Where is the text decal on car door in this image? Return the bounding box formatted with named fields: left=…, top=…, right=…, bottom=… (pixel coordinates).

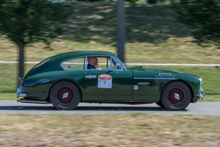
left=98, top=74, right=112, bottom=88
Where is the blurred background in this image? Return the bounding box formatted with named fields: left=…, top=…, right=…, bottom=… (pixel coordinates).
left=0, top=1, right=220, bottom=146
left=0, top=0, right=219, bottom=100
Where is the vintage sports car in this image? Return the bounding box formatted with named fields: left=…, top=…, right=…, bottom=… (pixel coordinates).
left=17, top=51, right=204, bottom=110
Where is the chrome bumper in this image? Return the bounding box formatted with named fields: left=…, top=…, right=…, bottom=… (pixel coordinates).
left=17, top=78, right=27, bottom=98
left=199, top=87, right=204, bottom=100
left=17, top=87, right=27, bottom=98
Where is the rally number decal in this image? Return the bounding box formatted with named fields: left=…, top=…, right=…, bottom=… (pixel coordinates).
left=98, top=74, right=112, bottom=88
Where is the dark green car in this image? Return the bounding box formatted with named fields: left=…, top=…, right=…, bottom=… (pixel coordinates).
left=17, top=51, right=204, bottom=110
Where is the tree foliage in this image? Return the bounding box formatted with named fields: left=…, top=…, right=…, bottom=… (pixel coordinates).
left=0, top=0, right=72, bottom=78
left=0, top=0, right=72, bottom=46
left=172, top=0, right=220, bottom=47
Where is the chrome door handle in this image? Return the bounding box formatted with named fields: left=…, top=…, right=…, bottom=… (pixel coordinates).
left=137, top=82, right=150, bottom=86
left=85, top=75, right=97, bottom=79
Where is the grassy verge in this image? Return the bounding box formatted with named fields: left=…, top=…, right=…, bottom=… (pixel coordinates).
left=0, top=3, right=220, bottom=63
left=0, top=114, right=219, bottom=146
left=0, top=63, right=35, bottom=93
left=0, top=92, right=219, bottom=101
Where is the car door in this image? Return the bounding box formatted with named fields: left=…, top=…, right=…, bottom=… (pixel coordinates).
left=84, top=56, right=133, bottom=102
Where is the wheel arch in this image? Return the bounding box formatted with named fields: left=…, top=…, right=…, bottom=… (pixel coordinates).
left=47, top=79, right=83, bottom=102
left=160, top=80, right=194, bottom=102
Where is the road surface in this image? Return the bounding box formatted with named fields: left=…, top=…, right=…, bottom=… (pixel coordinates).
left=0, top=100, right=219, bottom=115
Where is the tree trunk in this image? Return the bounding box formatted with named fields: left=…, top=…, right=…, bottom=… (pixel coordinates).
left=116, top=0, right=126, bottom=63
left=18, top=43, right=25, bottom=80
left=145, top=0, right=148, bottom=4
left=148, top=0, right=156, bottom=4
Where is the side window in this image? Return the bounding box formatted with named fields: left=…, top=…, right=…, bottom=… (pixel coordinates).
left=111, top=57, right=122, bottom=69
left=87, top=56, right=110, bottom=70
left=61, top=57, right=85, bottom=70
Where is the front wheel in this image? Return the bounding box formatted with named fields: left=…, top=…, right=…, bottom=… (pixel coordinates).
left=161, top=81, right=191, bottom=111
left=50, top=81, right=81, bottom=110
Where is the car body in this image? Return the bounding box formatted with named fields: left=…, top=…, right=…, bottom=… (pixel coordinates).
left=17, top=51, right=204, bottom=110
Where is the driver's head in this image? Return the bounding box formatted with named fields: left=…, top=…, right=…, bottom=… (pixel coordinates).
left=88, top=57, right=98, bottom=66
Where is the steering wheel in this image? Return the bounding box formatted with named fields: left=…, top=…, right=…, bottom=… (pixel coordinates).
left=114, top=63, right=120, bottom=69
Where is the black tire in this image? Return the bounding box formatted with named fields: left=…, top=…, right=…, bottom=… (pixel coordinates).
left=50, top=81, right=81, bottom=110
left=161, top=81, right=191, bottom=111
left=156, top=101, right=164, bottom=108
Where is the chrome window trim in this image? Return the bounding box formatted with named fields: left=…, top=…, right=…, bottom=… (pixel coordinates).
left=61, top=69, right=86, bottom=71
left=133, top=78, right=178, bottom=80
left=86, top=55, right=124, bottom=71
left=83, top=57, right=85, bottom=69
left=110, top=56, right=112, bottom=69
left=86, top=55, right=112, bottom=70
left=85, top=56, right=88, bottom=70
left=60, top=55, right=125, bottom=71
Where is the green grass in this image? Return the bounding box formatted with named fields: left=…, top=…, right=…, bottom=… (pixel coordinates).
left=0, top=93, right=16, bottom=100
left=0, top=3, right=220, bottom=63
left=0, top=63, right=35, bottom=93
left=0, top=114, right=219, bottom=146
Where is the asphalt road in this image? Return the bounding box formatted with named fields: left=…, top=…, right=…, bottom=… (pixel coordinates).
left=0, top=100, right=219, bottom=115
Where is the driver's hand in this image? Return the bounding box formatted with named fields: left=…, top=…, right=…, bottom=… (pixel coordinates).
left=95, top=65, right=101, bottom=70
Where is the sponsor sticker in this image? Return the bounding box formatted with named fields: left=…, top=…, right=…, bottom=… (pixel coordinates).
left=98, top=74, right=112, bottom=88
left=133, top=85, right=138, bottom=90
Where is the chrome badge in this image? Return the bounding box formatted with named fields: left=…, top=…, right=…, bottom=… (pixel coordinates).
left=133, top=85, right=138, bottom=90
left=63, top=92, right=69, bottom=99
left=174, top=93, right=180, bottom=100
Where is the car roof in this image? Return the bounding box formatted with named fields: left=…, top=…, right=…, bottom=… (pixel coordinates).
left=38, top=51, right=121, bottom=72
left=52, top=51, right=116, bottom=64
left=54, top=51, right=115, bottom=59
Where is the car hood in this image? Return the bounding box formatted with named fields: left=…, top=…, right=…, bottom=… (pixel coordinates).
left=130, top=66, right=182, bottom=74
left=129, top=66, right=200, bottom=79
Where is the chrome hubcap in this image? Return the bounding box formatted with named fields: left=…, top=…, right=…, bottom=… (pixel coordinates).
left=62, top=92, right=69, bottom=99
left=174, top=93, right=179, bottom=100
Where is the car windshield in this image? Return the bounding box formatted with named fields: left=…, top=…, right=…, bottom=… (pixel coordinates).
left=113, top=57, right=126, bottom=69
left=111, top=57, right=122, bottom=69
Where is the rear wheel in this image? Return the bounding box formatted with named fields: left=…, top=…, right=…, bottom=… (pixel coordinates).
left=50, top=81, right=81, bottom=110
left=161, top=81, right=191, bottom=111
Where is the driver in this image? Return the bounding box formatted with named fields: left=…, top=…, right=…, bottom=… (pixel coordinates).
left=87, top=57, right=100, bottom=69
